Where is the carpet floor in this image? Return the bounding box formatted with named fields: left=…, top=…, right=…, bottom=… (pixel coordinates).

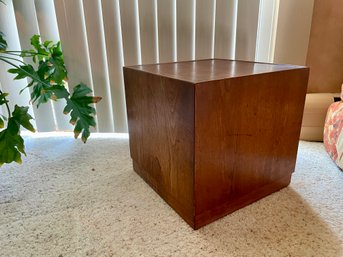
left=0, top=133, right=342, bottom=257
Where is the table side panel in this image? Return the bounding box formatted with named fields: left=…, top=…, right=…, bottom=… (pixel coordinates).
left=194, top=69, right=309, bottom=220
left=124, top=68, right=196, bottom=224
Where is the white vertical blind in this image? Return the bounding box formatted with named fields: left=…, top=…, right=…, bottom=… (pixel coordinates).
left=0, top=0, right=36, bottom=127
left=195, top=0, right=216, bottom=59
left=176, top=0, right=195, bottom=61
left=119, top=0, right=141, bottom=66
left=1, top=0, right=285, bottom=134
left=138, top=0, right=159, bottom=64
left=12, top=0, right=56, bottom=132
left=34, top=0, right=72, bottom=131
left=273, top=0, right=314, bottom=65
left=54, top=0, right=98, bottom=132
left=54, top=0, right=93, bottom=90
left=255, top=0, right=280, bottom=63
left=236, top=0, right=261, bottom=61
left=101, top=0, right=127, bottom=132
left=34, top=0, right=59, bottom=42
left=214, top=0, right=237, bottom=59
left=83, top=0, right=114, bottom=132
left=157, top=0, right=177, bottom=63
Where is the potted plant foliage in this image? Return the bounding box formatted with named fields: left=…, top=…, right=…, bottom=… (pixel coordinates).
left=0, top=24, right=101, bottom=167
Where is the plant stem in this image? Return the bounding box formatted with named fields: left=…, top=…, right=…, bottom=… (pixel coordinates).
left=2, top=50, right=48, bottom=60
left=1, top=50, right=26, bottom=53
left=0, top=89, right=11, bottom=118
left=0, top=56, right=51, bottom=88
left=0, top=55, right=27, bottom=65
left=1, top=51, right=37, bottom=58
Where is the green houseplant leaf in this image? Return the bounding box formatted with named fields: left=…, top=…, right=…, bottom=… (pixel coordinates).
left=0, top=32, right=102, bottom=167
left=30, top=34, right=49, bottom=60
left=0, top=117, right=4, bottom=129
left=0, top=32, right=7, bottom=52
left=11, top=105, right=36, bottom=132
left=49, top=56, right=67, bottom=84
left=63, top=83, right=101, bottom=143
left=8, top=64, right=39, bottom=81
left=0, top=92, right=9, bottom=129
left=0, top=127, right=25, bottom=166
left=0, top=92, right=9, bottom=105
left=0, top=104, right=35, bottom=166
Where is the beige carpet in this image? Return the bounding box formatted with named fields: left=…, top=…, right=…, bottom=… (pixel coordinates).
left=0, top=133, right=342, bottom=257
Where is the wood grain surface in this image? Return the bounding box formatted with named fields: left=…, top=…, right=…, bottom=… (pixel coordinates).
left=124, top=59, right=309, bottom=229
left=128, top=59, right=305, bottom=84
left=124, top=68, right=195, bottom=225
left=194, top=69, right=309, bottom=228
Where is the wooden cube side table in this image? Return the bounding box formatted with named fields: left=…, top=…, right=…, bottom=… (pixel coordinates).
left=123, top=59, right=309, bottom=229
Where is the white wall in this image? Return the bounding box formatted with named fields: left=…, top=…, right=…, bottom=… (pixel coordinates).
left=273, top=0, right=314, bottom=65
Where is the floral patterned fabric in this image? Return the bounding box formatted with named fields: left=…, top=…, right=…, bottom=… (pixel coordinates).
left=324, top=85, right=343, bottom=169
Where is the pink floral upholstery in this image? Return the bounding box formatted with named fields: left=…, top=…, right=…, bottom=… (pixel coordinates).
left=324, top=84, right=343, bottom=169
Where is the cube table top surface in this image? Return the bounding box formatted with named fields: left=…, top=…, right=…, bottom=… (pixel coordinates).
left=125, top=59, right=307, bottom=84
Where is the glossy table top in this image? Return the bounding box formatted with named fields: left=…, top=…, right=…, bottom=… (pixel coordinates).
left=126, top=59, right=307, bottom=84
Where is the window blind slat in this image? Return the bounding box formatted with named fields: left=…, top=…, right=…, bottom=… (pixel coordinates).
left=34, top=0, right=59, bottom=42
left=235, top=0, right=261, bottom=61
left=138, top=0, right=158, bottom=64
left=1, top=0, right=283, bottom=135
left=214, top=0, right=236, bottom=59
left=12, top=0, right=56, bottom=132
left=102, top=0, right=128, bottom=132
left=54, top=0, right=99, bottom=132
left=255, top=0, right=279, bottom=62
left=273, top=0, right=314, bottom=65
left=0, top=0, right=36, bottom=127
left=83, top=0, right=114, bottom=132
left=119, top=0, right=141, bottom=66
left=176, top=0, right=195, bottom=61
left=54, top=0, right=93, bottom=89
left=157, top=0, right=177, bottom=63
left=195, top=0, right=216, bottom=60
left=34, top=0, right=72, bottom=131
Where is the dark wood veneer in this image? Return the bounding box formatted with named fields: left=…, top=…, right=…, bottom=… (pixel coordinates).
left=124, top=59, right=309, bottom=229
